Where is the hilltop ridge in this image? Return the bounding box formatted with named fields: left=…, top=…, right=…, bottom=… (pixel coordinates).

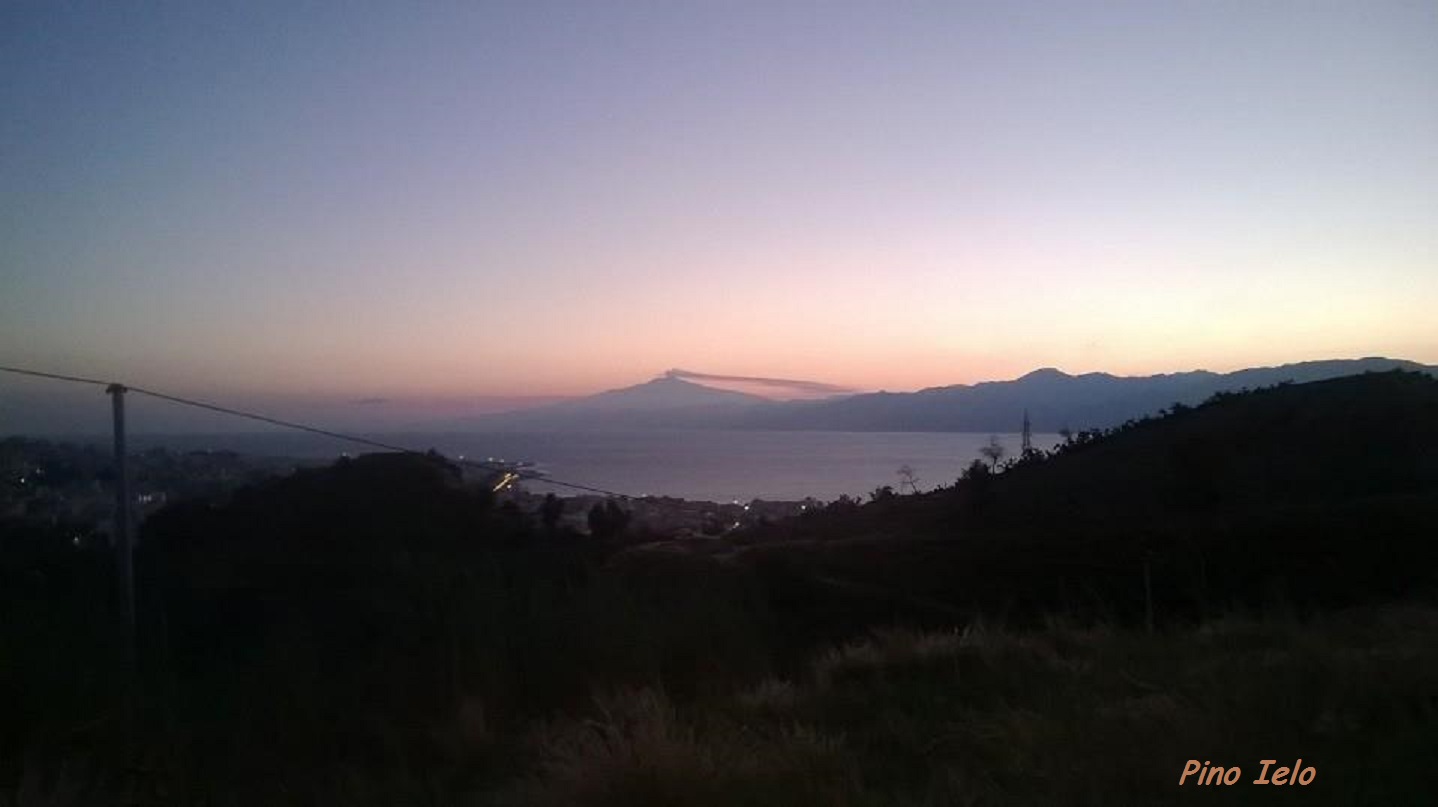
left=740, top=369, right=1438, bottom=625
left=735, top=356, right=1434, bottom=432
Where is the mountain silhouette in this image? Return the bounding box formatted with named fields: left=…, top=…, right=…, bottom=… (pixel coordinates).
left=727, top=357, right=1437, bottom=432
left=462, top=357, right=1435, bottom=433
left=469, top=374, right=769, bottom=430
left=554, top=375, right=768, bottom=411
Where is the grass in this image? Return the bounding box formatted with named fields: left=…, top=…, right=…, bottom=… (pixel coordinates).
left=494, top=689, right=857, bottom=807
left=8, top=602, right=1435, bottom=806
left=10, top=374, right=1438, bottom=805
left=486, top=604, right=1438, bottom=806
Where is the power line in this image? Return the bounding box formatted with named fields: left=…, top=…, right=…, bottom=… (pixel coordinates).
left=2, top=364, right=635, bottom=499
left=0, top=365, right=114, bottom=387
left=129, top=387, right=633, bottom=498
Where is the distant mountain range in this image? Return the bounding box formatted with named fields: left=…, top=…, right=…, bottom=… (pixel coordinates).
left=466, top=358, right=1436, bottom=433
left=464, top=375, right=768, bottom=430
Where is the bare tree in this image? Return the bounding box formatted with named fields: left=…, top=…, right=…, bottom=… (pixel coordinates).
left=979, top=436, right=1006, bottom=470
left=896, top=464, right=921, bottom=495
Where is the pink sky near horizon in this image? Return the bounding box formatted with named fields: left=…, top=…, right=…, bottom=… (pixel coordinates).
left=2, top=3, right=1435, bottom=416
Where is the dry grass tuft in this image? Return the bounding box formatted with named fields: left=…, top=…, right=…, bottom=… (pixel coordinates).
left=499, top=689, right=857, bottom=807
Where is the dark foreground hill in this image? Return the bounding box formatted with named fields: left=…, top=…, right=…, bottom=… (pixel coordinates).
left=4, top=371, right=1436, bottom=803
left=740, top=369, right=1438, bottom=631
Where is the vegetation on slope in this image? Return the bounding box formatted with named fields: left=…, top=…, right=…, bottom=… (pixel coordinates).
left=739, top=370, right=1438, bottom=629
left=3, top=371, right=1435, bottom=804
left=503, top=605, right=1438, bottom=807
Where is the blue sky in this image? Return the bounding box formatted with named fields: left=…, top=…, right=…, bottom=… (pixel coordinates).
left=2, top=1, right=1435, bottom=430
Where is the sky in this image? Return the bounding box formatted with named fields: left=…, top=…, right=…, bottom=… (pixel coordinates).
left=2, top=1, right=1435, bottom=430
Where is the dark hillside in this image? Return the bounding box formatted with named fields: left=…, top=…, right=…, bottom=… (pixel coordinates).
left=740, top=370, right=1438, bottom=628
left=133, top=453, right=608, bottom=795
left=990, top=369, right=1436, bottom=521
left=6, top=373, right=1437, bottom=802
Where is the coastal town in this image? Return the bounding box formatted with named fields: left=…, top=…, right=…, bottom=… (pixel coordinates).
left=1, top=438, right=310, bottom=541
left=1, top=437, right=818, bottom=544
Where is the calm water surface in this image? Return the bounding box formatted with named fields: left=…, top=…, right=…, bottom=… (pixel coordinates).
left=128, top=430, right=1061, bottom=502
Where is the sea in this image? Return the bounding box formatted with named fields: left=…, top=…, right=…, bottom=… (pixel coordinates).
left=123, top=430, right=1062, bottom=503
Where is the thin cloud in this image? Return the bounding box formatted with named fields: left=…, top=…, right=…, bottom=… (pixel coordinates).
left=666, top=369, right=858, bottom=395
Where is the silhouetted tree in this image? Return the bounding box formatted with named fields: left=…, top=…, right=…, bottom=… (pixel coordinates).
left=540, top=493, right=564, bottom=533
left=980, top=436, right=1006, bottom=470
left=896, top=465, right=920, bottom=495
left=956, top=459, right=993, bottom=514
left=587, top=499, right=631, bottom=539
